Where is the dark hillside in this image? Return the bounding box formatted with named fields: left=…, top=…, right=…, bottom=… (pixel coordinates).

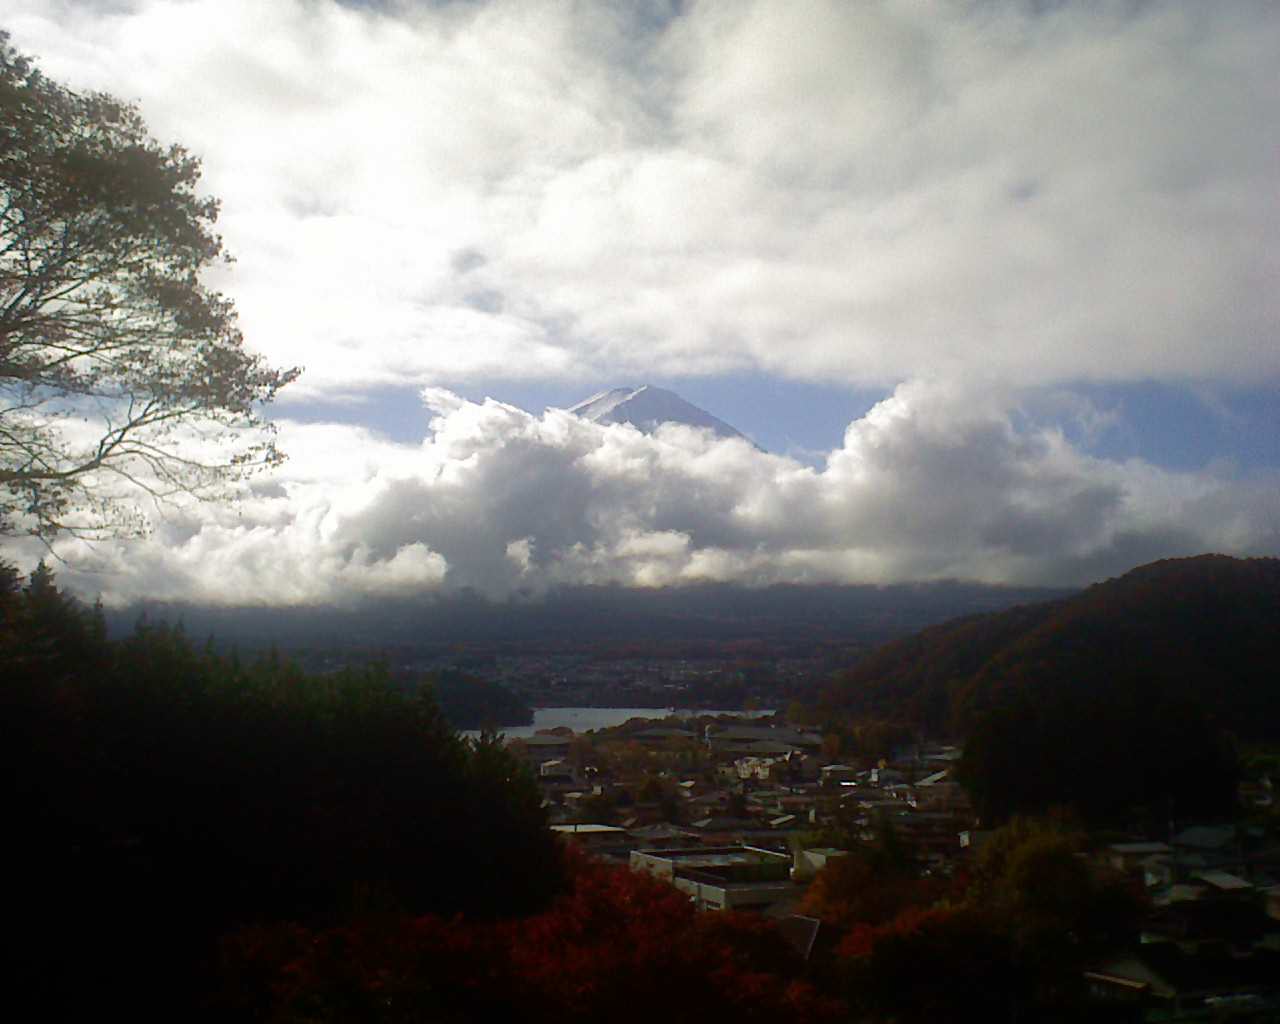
left=2, top=563, right=564, bottom=1018
left=822, top=600, right=1063, bottom=731
left=954, top=555, right=1280, bottom=738
left=103, top=579, right=1067, bottom=655
left=824, top=554, right=1280, bottom=741
left=823, top=556, right=1277, bottom=823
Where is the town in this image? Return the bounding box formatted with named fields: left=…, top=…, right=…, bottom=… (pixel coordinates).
left=517, top=712, right=1280, bottom=1020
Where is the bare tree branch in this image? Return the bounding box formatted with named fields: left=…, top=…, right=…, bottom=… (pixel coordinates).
left=0, top=32, right=300, bottom=538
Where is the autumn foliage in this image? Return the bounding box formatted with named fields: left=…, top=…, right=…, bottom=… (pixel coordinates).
left=217, top=845, right=844, bottom=1023
left=837, top=905, right=1020, bottom=1021
left=798, top=852, right=951, bottom=929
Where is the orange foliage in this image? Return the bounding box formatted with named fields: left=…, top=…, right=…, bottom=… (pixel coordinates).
left=798, top=855, right=948, bottom=929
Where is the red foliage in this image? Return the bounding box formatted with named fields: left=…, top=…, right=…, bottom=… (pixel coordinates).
left=799, top=855, right=948, bottom=930
left=834, top=903, right=1019, bottom=1022
left=836, top=903, right=953, bottom=958
left=217, top=844, right=846, bottom=1023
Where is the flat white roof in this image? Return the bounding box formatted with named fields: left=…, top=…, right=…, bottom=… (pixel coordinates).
left=1195, top=870, right=1252, bottom=891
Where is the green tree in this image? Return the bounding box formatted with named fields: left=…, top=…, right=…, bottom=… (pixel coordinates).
left=840, top=906, right=1018, bottom=1023
left=5, top=557, right=107, bottom=678
left=0, top=33, right=298, bottom=537
left=958, top=685, right=1238, bottom=825
left=967, top=817, right=1147, bottom=1008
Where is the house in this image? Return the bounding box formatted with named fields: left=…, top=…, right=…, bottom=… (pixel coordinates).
left=550, top=823, right=631, bottom=852
left=630, top=845, right=799, bottom=912
left=513, top=733, right=573, bottom=765
left=791, top=847, right=847, bottom=882
left=1264, top=885, right=1280, bottom=923
left=773, top=914, right=822, bottom=961
left=1142, top=899, right=1279, bottom=952
left=1237, top=774, right=1273, bottom=812
left=1194, top=870, right=1255, bottom=899
left=960, top=829, right=995, bottom=853
left=1140, top=854, right=1175, bottom=890
left=820, top=764, right=858, bottom=786
left=630, top=727, right=699, bottom=748
left=1086, top=944, right=1280, bottom=1019
left=1174, top=825, right=1236, bottom=854
left=627, top=822, right=701, bottom=849
left=735, top=755, right=783, bottom=781
left=705, top=725, right=822, bottom=758
left=1109, top=841, right=1173, bottom=875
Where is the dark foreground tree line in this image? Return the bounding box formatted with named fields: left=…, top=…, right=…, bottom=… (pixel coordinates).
left=217, top=843, right=843, bottom=1024
left=4, top=561, right=562, bottom=1017
left=217, top=816, right=1150, bottom=1023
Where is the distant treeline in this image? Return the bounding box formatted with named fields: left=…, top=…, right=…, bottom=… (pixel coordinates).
left=102, top=579, right=1069, bottom=653
left=424, top=668, right=534, bottom=729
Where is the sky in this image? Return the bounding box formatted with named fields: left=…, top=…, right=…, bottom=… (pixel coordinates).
left=2, top=0, right=1279, bottom=605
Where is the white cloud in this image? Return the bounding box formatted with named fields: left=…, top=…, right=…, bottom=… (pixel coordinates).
left=4, top=2, right=1278, bottom=601
left=3, top=0, right=1276, bottom=393
left=34, top=385, right=1278, bottom=605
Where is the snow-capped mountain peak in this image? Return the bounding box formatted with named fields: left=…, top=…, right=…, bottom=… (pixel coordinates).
left=565, top=385, right=755, bottom=445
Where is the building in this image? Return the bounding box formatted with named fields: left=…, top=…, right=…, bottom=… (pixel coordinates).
left=630, top=845, right=798, bottom=912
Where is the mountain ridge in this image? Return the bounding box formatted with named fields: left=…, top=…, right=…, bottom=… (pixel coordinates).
left=823, top=553, right=1280, bottom=739
left=102, top=579, right=1067, bottom=654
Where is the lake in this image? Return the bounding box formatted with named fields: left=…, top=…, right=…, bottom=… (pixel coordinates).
left=461, top=706, right=775, bottom=741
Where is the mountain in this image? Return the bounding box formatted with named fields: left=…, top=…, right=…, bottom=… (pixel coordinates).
left=105, top=580, right=1066, bottom=655
left=823, top=554, right=1280, bottom=740
left=566, top=385, right=757, bottom=446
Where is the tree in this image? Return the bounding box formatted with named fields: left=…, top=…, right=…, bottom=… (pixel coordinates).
left=838, top=906, right=1018, bottom=1023
left=798, top=853, right=945, bottom=930
left=12, top=618, right=569, bottom=1017
left=217, top=848, right=844, bottom=1023
left=958, top=684, right=1238, bottom=825
left=964, top=817, right=1147, bottom=1008
left=0, top=33, right=298, bottom=537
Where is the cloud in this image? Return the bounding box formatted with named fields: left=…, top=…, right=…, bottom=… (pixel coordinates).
left=36, top=384, right=1278, bottom=605
left=5, top=3, right=1278, bottom=602
left=4, top=0, right=1277, bottom=394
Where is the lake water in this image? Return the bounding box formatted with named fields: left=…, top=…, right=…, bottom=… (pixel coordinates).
left=461, top=706, right=775, bottom=741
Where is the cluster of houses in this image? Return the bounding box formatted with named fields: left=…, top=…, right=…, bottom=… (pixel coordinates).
left=517, top=722, right=976, bottom=913
left=410, top=651, right=829, bottom=709
left=512, top=720, right=1280, bottom=1021
left=1087, top=824, right=1280, bottom=1019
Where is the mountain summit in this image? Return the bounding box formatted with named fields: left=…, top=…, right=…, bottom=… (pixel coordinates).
left=566, top=385, right=755, bottom=446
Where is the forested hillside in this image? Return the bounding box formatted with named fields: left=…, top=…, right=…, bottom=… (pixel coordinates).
left=824, top=555, right=1278, bottom=823
left=825, top=554, right=1280, bottom=738
left=3, top=561, right=562, bottom=1017
left=428, top=668, right=535, bottom=728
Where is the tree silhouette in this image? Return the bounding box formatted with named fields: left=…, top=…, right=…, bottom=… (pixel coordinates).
left=0, top=32, right=298, bottom=537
